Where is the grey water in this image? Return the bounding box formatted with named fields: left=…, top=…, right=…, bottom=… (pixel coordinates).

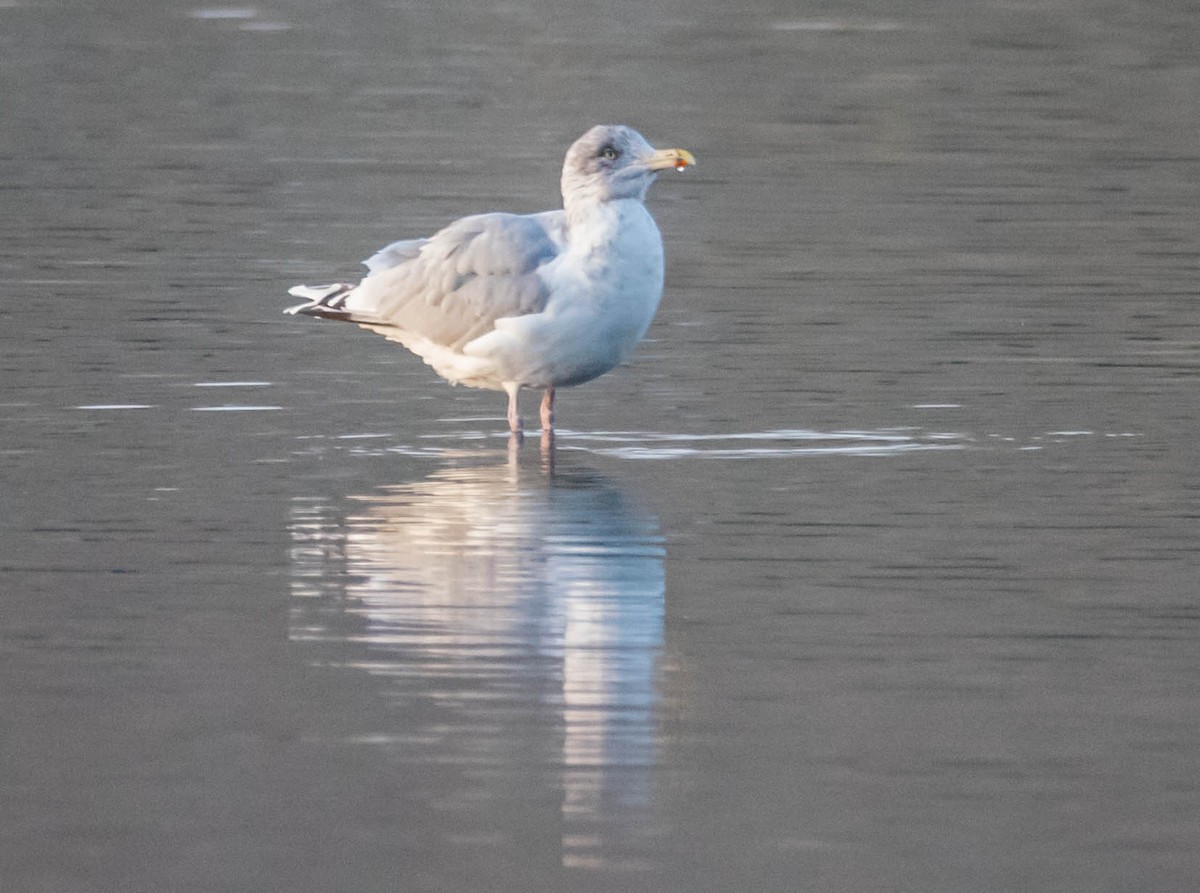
left=3, top=1, right=1199, bottom=891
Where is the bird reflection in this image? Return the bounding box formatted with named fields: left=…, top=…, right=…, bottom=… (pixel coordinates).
left=288, top=457, right=665, bottom=870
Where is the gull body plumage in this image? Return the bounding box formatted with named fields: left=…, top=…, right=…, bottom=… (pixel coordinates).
left=285, top=125, right=694, bottom=433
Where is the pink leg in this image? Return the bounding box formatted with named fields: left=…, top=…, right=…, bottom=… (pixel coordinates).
left=539, top=387, right=555, bottom=431
left=504, top=383, right=523, bottom=433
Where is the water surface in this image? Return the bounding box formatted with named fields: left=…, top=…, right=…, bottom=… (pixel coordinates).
left=2, top=1, right=1198, bottom=890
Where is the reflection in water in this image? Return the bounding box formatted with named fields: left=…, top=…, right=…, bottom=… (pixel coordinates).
left=288, top=460, right=665, bottom=870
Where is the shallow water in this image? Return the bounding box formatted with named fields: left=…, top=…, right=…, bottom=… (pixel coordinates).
left=3, top=1, right=1199, bottom=890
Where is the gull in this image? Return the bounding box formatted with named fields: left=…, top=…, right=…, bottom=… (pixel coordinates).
left=285, top=125, right=694, bottom=435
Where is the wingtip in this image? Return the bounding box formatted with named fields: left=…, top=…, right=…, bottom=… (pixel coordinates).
left=283, top=286, right=317, bottom=315
left=284, top=283, right=357, bottom=318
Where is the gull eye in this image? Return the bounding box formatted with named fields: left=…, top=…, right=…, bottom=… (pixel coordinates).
left=599, top=146, right=620, bottom=161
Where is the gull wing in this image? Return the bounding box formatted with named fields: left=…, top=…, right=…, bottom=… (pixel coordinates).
left=363, top=237, right=427, bottom=274
left=335, top=210, right=565, bottom=350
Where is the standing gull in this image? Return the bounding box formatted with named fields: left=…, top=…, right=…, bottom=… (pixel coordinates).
left=285, top=125, right=695, bottom=434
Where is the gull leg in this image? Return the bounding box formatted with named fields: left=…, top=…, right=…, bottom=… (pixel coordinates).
left=504, top=382, right=523, bottom=433
left=540, top=387, right=556, bottom=431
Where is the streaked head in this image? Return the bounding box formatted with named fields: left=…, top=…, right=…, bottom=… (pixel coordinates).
left=561, top=125, right=695, bottom=209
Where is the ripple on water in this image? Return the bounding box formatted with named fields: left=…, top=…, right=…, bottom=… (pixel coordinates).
left=555, top=428, right=968, bottom=459
left=192, top=381, right=274, bottom=388
left=284, top=425, right=1142, bottom=462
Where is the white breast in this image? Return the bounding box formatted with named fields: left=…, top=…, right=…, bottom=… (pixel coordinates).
left=457, top=199, right=665, bottom=390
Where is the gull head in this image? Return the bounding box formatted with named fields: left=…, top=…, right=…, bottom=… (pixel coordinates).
left=561, top=125, right=695, bottom=210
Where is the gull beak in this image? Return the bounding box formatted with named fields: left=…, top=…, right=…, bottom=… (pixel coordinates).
left=645, top=147, right=697, bottom=172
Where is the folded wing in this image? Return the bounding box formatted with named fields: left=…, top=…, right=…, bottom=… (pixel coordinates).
left=308, top=210, right=562, bottom=351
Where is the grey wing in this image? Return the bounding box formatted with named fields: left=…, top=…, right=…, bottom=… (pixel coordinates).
left=363, top=238, right=427, bottom=274
left=345, top=211, right=564, bottom=350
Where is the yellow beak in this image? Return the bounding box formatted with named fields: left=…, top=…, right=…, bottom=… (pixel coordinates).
left=645, top=147, right=697, bottom=172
